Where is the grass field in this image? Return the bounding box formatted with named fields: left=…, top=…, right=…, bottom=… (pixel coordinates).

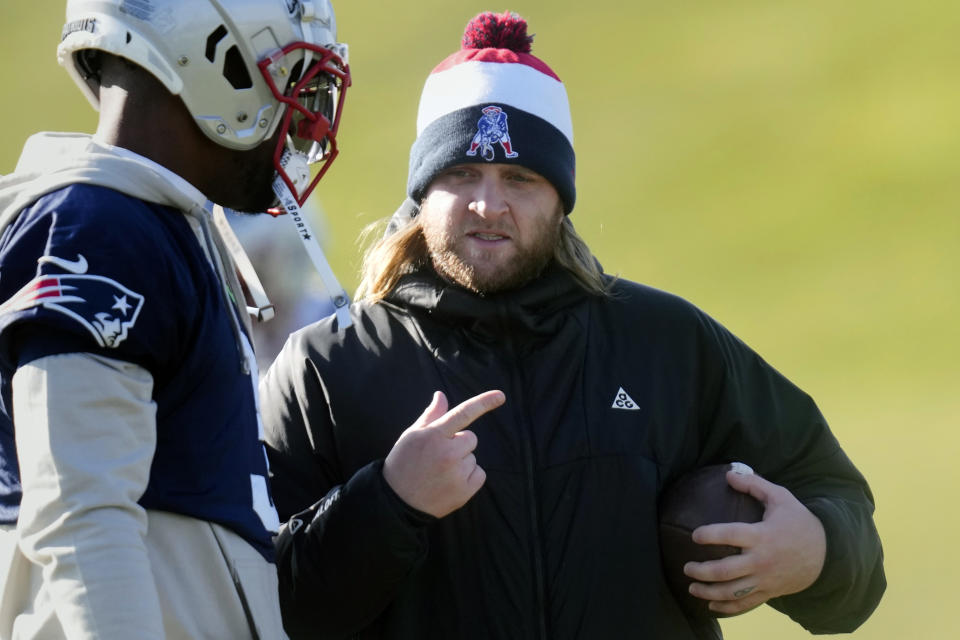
left=2, top=2, right=958, bottom=637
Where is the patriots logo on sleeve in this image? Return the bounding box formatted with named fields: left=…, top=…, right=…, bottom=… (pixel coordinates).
left=0, top=254, right=145, bottom=348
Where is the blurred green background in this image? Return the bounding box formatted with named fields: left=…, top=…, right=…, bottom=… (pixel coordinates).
left=2, top=1, right=957, bottom=637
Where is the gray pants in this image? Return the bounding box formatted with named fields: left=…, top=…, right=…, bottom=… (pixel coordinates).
left=0, top=513, right=286, bottom=640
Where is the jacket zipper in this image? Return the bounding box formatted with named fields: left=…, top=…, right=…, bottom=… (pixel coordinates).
left=499, top=305, right=548, bottom=640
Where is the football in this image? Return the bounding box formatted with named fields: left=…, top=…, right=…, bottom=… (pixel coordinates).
left=658, top=462, right=764, bottom=618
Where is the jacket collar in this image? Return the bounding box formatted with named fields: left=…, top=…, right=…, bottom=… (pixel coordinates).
left=388, top=264, right=588, bottom=339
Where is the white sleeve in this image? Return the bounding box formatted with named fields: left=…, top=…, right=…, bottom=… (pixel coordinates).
left=13, top=352, right=164, bottom=640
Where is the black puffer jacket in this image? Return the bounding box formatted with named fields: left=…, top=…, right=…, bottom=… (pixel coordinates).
left=260, top=266, right=885, bottom=639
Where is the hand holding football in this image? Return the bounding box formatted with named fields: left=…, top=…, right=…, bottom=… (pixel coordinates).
left=658, top=462, right=764, bottom=617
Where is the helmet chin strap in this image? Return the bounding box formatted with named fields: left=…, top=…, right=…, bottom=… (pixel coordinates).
left=272, top=150, right=352, bottom=330
left=210, top=203, right=275, bottom=323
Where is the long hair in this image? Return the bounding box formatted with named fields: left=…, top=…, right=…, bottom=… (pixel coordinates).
left=355, top=215, right=612, bottom=303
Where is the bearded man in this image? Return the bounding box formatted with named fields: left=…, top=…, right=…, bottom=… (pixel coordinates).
left=259, top=11, right=885, bottom=640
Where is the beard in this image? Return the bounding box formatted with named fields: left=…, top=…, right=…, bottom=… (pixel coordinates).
left=212, top=128, right=285, bottom=214
left=423, top=213, right=562, bottom=295
left=227, top=148, right=280, bottom=213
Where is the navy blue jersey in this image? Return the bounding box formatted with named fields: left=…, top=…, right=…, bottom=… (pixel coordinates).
left=0, top=184, right=277, bottom=561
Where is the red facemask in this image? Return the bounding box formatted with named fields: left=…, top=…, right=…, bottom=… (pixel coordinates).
left=258, top=42, right=350, bottom=212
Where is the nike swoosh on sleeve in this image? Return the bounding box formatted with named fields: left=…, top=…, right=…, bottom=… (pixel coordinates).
left=38, top=254, right=89, bottom=274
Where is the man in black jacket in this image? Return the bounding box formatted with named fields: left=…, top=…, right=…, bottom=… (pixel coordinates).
left=260, top=10, right=885, bottom=639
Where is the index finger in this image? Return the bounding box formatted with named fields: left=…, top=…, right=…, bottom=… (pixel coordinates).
left=691, top=521, right=758, bottom=548
left=429, top=390, right=505, bottom=436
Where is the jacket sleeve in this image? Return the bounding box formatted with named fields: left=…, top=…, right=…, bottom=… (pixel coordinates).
left=694, top=310, right=886, bottom=633
left=13, top=352, right=165, bottom=640
left=260, top=335, right=434, bottom=640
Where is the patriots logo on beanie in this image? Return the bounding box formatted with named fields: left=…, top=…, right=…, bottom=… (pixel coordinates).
left=406, top=11, right=576, bottom=214
left=466, top=105, right=519, bottom=161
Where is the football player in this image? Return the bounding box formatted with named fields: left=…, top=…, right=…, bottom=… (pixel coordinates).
left=0, top=1, right=349, bottom=638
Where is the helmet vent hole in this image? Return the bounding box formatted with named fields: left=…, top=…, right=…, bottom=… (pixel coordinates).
left=205, top=25, right=228, bottom=62
left=125, top=31, right=132, bottom=44
left=222, top=45, right=253, bottom=89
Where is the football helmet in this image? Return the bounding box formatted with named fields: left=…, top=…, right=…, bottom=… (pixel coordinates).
left=58, top=0, right=350, bottom=205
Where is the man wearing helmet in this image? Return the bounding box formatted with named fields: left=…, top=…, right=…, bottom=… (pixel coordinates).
left=0, top=1, right=350, bottom=638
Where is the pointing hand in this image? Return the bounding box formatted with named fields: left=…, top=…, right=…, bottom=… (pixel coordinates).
left=383, top=390, right=505, bottom=518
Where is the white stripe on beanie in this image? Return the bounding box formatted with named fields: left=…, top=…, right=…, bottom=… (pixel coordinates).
left=416, top=59, right=573, bottom=145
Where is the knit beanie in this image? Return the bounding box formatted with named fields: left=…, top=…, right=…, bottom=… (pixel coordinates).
left=406, top=11, right=576, bottom=214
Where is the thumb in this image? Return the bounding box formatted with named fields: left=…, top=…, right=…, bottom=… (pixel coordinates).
left=414, top=391, right=449, bottom=428
left=726, top=466, right=775, bottom=506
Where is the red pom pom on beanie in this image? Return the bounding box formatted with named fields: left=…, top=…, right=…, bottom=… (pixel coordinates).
left=461, top=11, right=533, bottom=53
